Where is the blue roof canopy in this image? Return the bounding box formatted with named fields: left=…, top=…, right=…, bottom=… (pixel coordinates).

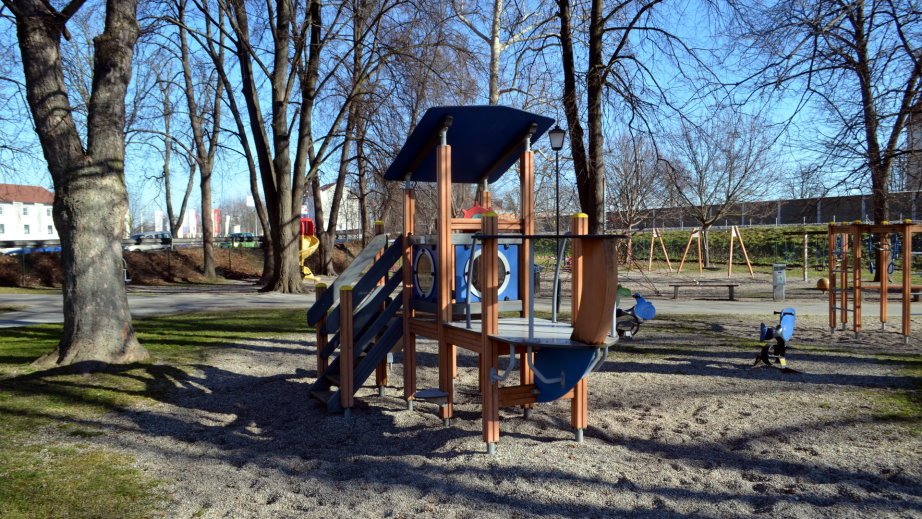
left=383, top=106, right=555, bottom=184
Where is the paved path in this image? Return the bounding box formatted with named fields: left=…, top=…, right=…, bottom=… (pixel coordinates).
left=0, top=282, right=875, bottom=329
left=0, top=285, right=315, bottom=328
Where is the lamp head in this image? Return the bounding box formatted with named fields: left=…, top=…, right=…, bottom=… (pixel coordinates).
left=548, top=124, right=566, bottom=151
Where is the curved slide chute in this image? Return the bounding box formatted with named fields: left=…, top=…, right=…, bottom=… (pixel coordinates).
left=300, top=235, right=320, bottom=282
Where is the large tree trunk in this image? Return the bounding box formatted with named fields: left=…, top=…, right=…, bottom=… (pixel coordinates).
left=13, top=0, right=147, bottom=367
left=580, top=0, right=606, bottom=234
left=557, top=0, right=591, bottom=229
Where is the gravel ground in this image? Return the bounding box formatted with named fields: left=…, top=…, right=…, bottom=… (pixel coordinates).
left=66, top=306, right=922, bottom=519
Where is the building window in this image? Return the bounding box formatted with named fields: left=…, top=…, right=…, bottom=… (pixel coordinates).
left=0, top=206, right=4, bottom=215
left=46, top=208, right=51, bottom=217
left=23, top=225, right=30, bottom=235
left=47, top=225, right=53, bottom=235
left=0, top=224, right=4, bottom=234
left=22, top=206, right=28, bottom=216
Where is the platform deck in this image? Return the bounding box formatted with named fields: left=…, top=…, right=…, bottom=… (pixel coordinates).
left=445, top=317, right=616, bottom=349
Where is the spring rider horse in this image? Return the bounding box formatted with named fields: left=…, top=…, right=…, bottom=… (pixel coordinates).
left=754, top=308, right=796, bottom=369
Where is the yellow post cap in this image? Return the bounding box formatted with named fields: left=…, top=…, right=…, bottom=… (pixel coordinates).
left=573, top=213, right=588, bottom=218
left=482, top=211, right=498, bottom=217
left=315, top=282, right=328, bottom=289
left=882, top=220, right=890, bottom=225
left=905, top=219, right=914, bottom=224
left=374, top=220, right=384, bottom=225
left=340, top=285, right=353, bottom=291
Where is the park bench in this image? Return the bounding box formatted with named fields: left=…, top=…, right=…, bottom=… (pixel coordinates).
left=668, top=282, right=740, bottom=301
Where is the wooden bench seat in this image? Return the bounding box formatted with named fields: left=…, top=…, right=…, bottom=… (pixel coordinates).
left=668, top=282, right=740, bottom=301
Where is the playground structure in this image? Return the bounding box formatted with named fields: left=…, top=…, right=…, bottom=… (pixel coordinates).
left=827, top=221, right=921, bottom=343
left=677, top=226, right=753, bottom=277
left=299, top=217, right=320, bottom=282
left=305, top=106, right=623, bottom=453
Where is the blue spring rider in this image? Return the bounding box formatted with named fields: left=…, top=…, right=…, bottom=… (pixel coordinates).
left=615, top=291, right=656, bottom=338
left=755, top=308, right=796, bottom=368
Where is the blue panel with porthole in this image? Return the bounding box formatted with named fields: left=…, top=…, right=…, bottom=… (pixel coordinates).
left=453, top=243, right=519, bottom=303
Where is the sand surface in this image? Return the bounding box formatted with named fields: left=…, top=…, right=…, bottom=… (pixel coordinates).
left=65, top=304, right=922, bottom=518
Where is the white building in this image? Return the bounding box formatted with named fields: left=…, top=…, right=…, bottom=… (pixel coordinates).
left=0, top=184, right=58, bottom=241
left=304, top=183, right=362, bottom=234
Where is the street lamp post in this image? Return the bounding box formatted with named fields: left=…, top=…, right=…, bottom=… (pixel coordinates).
left=548, top=125, right=566, bottom=236
left=548, top=125, right=566, bottom=322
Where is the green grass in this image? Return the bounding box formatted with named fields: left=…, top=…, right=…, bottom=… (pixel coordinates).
left=0, top=287, right=60, bottom=294
left=0, top=309, right=309, bottom=518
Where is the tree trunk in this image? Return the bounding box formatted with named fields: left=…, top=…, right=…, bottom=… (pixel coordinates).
left=702, top=225, right=712, bottom=268
left=580, top=0, right=605, bottom=234
left=13, top=0, right=147, bottom=367
left=557, top=0, right=591, bottom=228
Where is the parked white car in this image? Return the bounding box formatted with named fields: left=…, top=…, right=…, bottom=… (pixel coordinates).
left=124, top=231, right=173, bottom=252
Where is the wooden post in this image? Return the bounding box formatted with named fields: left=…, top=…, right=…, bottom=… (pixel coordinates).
left=519, top=145, right=534, bottom=318
left=373, top=221, right=389, bottom=392
left=802, top=232, right=809, bottom=282
left=841, top=227, right=849, bottom=329
left=315, top=283, right=328, bottom=375
left=880, top=230, right=889, bottom=327
left=402, top=186, right=417, bottom=403
left=853, top=224, right=862, bottom=335
left=728, top=227, right=735, bottom=276
left=647, top=230, right=656, bottom=271
left=339, top=286, right=355, bottom=413
left=902, top=223, right=912, bottom=342
left=678, top=229, right=702, bottom=273
left=828, top=225, right=837, bottom=331
left=732, top=226, right=754, bottom=278
left=570, top=213, right=589, bottom=436
left=518, top=144, right=534, bottom=407
left=480, top=213, right=500, bottom=450
left=436, top=141, right=456, bottom=422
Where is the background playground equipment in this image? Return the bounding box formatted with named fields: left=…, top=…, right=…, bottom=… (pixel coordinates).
left=827, top=221, right=922, bottom=343
left=644, top=228, right=673, bottom=272
left=755, top=308, right=796, bottom=368
left=305, top=106, right=624, bottom=454
left=782, top=229, right=829, bottom=282
left=299, top=217, right=319, bottom=282
left=677, top=226, right=753, bottom=277
left=614, top=288, right=656, bottom=338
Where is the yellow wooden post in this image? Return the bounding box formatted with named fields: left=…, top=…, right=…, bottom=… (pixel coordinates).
left=480, top=212, right=500, bottom=450
left=570, top=213, right=589, bottom=435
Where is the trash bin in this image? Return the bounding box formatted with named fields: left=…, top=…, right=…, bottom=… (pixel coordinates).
left=532, top=264, right=542, bottom=296
left=772, top=263, right=787, bottom=302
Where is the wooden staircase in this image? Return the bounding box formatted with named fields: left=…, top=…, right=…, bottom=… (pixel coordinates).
left=306, top=234, right=405, bottom=413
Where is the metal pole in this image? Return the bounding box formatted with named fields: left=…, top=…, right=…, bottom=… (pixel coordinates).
left=555, top=150, right=560, bottom=237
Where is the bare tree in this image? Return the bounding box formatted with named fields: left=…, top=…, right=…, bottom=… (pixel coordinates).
left=3, top=0, right=148, bottom=366
left=729, top=0, right=921, bottom=224
left=604, top=133, right=663, bottom=261
left=663, top=108, right=775, bottom=266
left=174, top=0, right=224, bottom=277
